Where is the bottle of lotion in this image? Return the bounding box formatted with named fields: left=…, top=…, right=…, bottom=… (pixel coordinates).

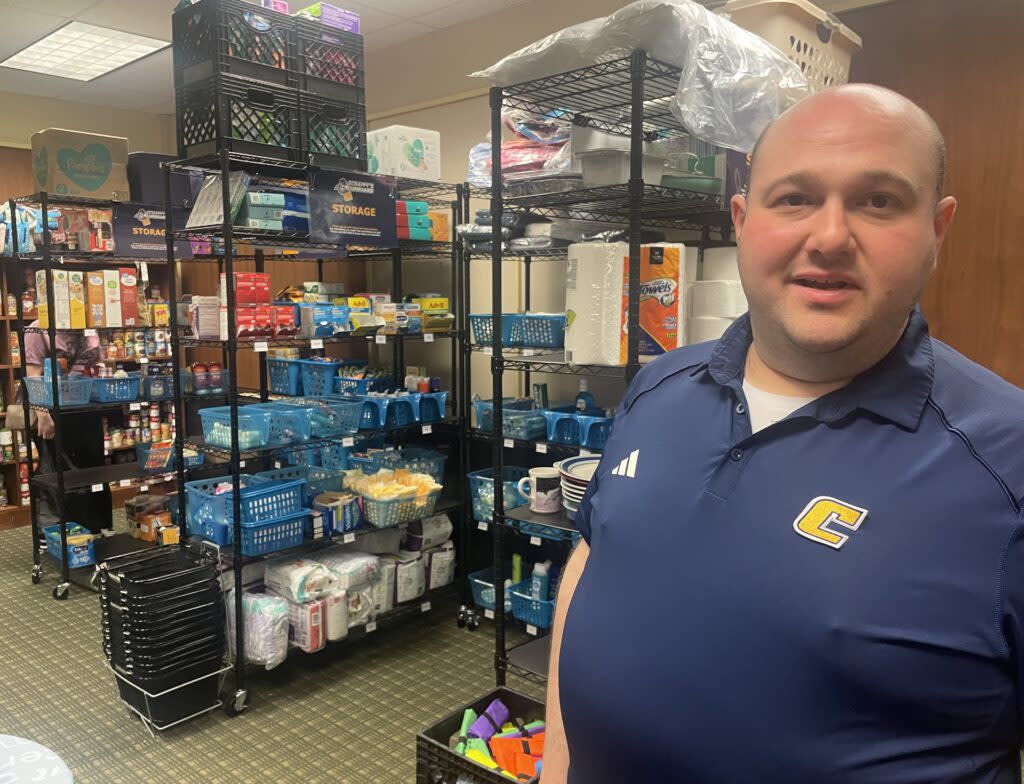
left=531, top=560, right=551, bottom=601
left=575, top=379, right=595, bottom=413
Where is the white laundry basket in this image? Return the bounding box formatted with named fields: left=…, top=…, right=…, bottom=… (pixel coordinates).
left=719, top=0, right=863, bottom=92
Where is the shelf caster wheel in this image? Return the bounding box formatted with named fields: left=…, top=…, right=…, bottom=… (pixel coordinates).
left=225, top=689, right=247, bottom=717
left=456, top=605, right=469, bottom=628
left=53, top=583, right=69, bottom=601
left=31, top=566, right=42, bottom=585
left=467, top=616, right=480, bottom=632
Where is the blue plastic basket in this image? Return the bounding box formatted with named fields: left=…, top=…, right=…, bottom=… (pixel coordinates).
left=250, top=402, right=314, bottom=445
left=92, top=373, right=143, bottom=403
left=256, top=465, right=345, bottom=506
left=267, top=358, right=303, bottom=396
left=349, top=447, right=447, bottom=483
left=300, top=304, right=337, bottom=338
left=509, top=580, right=555, bottom=629
left=503, top=408, right=547, bottom=441
left=43, top=523, right=95, bottom=568
left=199, top=406, right=272, bottom=449
left=320, top=443, right=351, bottom=471
left=417, top=391, right=448, bottom=423
left=186, top=474, right=305, bottom=526
left=361, top=487, right=441, bottom=528
left=298, top=359, right=342, bottom=397
left=468, top=566, right=512, bottom=612
left=289, top=397, right=362, bottom=437
left=542, top=408, right=580, bottom=445
left=516, top=314, right=566, bottom=349
left=335, top=375, right=394, bottom=395
left=384, top=395, right=418, bottom=427
left=24, top=375, right=93, bottom=408
left=142, top=374, right=175, bottom=401
left=468, top=466, right=529, bottom=523
left=136, top=442, right=205, bottom=474
left=472, top=398, right=533, bottom=434
left=468, top=313, right=518, bottom=347
left=577, top=414, right=613, bottom=450
left=195, top=510, right=310, bottom=556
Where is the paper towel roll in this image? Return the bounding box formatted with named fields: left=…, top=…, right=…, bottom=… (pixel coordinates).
left=691, top=280, right=747, bottom=318
left=687, top=316, right=734, bottom=344
left=704, top=247, right=740, bottom=281
left=685, top=247, right=698, bottom=285
left=564, top=242, right=628, bottom=366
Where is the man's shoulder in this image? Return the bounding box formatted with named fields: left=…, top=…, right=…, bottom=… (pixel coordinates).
left=929, top=338, right=1024, bottom=509
left=621, top=341, right=717, bottom=413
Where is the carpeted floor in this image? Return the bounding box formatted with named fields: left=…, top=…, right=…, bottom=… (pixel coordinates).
left=0, top=525, right=542, bottom=784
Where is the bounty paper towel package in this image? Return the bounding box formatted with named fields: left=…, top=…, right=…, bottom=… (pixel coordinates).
left=367, top=125, right=441, bottom=182
left=620, top=244, right=689, bottom=363
left=564, top=242, right=628, bottom=366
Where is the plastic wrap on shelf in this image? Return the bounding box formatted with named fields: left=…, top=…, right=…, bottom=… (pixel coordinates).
left=504, top=174, right=583, bottom=198
left=470, top=0, right=810, bottom=152
left=508, top=237, right=572, bottom=251
left=264, top=558, right=339, bottom=604
left=225, top=589, right=289, bottom=671
left=307, top=549, right=381, bottom=591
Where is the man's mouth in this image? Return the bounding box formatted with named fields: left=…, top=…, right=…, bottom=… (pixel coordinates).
left=793, top=278, right=852, bottom=290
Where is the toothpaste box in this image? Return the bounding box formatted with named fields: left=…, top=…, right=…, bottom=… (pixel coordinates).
left=103, top=269, right=122, bottom=327
left=119, top=267, right=140, bottom=327
left=620, top=244, right=687, bottom=363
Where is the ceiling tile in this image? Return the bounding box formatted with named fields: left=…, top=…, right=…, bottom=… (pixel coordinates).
left=77, top=0, right=175, bottom=40
left=0, top=67, right=78, bottom=98
left=316, top=0, right=404, bottom=32
left=71, top=48, right=172, bottom=108
left=414, top=0, right=511, bottom=30
left=348, top=0, right=450, bottom=19
left=0, top=0, right=98, bottom=14
left=0, top=7, right=73, bottom=61
left=363, top=19, right=437, bottom=50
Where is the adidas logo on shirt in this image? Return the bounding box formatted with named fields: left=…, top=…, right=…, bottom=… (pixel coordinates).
left=611, top=449, right=639, bottom=478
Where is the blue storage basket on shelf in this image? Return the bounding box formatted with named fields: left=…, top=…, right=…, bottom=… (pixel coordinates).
left=468, top=466, right=529, bottom=523
left=289, top=397, right=362, bottom=437
left=468, top=313, right=518, bottom=347
left=349, top=447, right=447, bottom=483
left=503, top=407, right=547, bottom=441
left=542, top=407, right=580, bottom=445
left=472, top=398, right=533, bottom=434
left=509, top=580, right=555, bottom=629
left=320, top=443, right=351, bottom=471
left=24, top=375, right=93, bottom=408
left=185, top=474, right=305, bottom=526
left=142, top=374, right=175, bottom=401
left=279, top=445, right=321, bottom=468
left=267, top=358, right=303, bottom=396
left=199, top=406, right=272, bottom=450
left=92, top=373, right=143, bottom=403
left=361, top=487, right=441, bottom=529
left=256, top=465, right=345, bottom=506
left=577, top=414, right=614, bottom=450
left=417, top=391, right=447, bottom=423
left=195, top=510, right=310, bottom=556
left=250, top=402, right=314, bottom=445
left=383, top=394, right=418, bottom=428
left=516, top=313, right=566, bottom=349
left=43, top=523, right=95, bottom=568
left=468, top=566, right=513, bottom=612
left=298, top=359, right=342, bottom=397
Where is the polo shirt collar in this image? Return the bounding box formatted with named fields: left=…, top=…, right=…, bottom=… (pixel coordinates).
left=705, top=307, right=935, bottom=431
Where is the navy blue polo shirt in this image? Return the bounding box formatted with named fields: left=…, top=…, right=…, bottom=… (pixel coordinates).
left=560, top=308, right=1024, bottom=784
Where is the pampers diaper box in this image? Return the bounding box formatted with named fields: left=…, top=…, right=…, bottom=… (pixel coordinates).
left=367, top=126, right=441, bottom=182
left=32, top=129, right=129, bottom=200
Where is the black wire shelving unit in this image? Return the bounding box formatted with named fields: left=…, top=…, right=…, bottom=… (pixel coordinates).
left=163, top=153, right=470, bottom=716
left=5, top=192, right=176, bottom=600
left=469, top=50, right=737, bottom=687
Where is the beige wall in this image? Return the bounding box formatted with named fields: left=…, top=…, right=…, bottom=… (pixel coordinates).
left=0, top=91, right=174, bottom=153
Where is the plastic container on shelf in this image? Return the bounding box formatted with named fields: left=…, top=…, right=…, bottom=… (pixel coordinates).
left=577, top=413, right=613, bottom=450
left=250, top=402, right=314, bottom=445
left=300, top=91, right=367, bottom=171
left=719, top=0, right=862, bottom=92
left=467, top=566, right=513, bottom=612
left=194, top=509, right=310, bottom=555
left=417, top=391, right=447, bottom=424
left=515, top=313, right=566, bottom=349
left=267, top=358, right=303, bottom=396
left=320, top=443, right=350, bottom=471
left=577, top=149, right=667, bottom=187
left=43, top=523, right=95, bottom=568
left=542, top=407, right=580, bottom=445
left=256, top=465, right=345, bottom=506
left=297, top=359, right=342, bottom=398
left=468, top=314, right=518, bottom=347
left=24, top=375, right=93, bottom=409
left=502, top=408, right=547, bottom=441
left=348, top=447, right=447, bottom=484
left=288, top=397, right=362, bottom=437
left=92, top=373, right=143, bottom=403
left=468, top=466, right=529, bottom=523
left=335, top=374, right=393, bottom=396
left=383, top=395, right=418, bottom=428
left=295, top=17, right=364, bottom=102
left=509, top=579, right=556, bottom=629
left=185, top=474, right=305, bottom=525
left=198, top=406, right=272, bottom=450
left=472, top=398, right=533, bottom=434
left=361, top=488, right=440, bottom=529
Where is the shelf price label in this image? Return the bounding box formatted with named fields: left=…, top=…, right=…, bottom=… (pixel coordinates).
left=504, top=438, right=514, bottom=449
left=375, top=334, right=387, bottom=345
left=140, top=485, right=149, bottom=493
left=421, top=424, right=432, bottom=435
left=139, top=357, right=149, bottom=365
left=484, top=609, right=495, bottom=620
left=253, top=341, right=269, bottom=353
left=343, top=532, right=356, bottom=544
left=239, top=460, right=246, bottom=468
left=421, top=601, right=431, bottom=613
left=84, top=329, right=97, bottom=337
left=535, top=443, right=548, bottom=454
left=526, top=625, right=538, bottom=636
left=119, top=479, right=131, bottom=488
left=366, top=621, right=377, bottom=633
left=310, top=338, right=324, bottom=349
left=477, top=521, right=489, bottom=532
left=91, top=483, right=103, bottom=493
left=342, top=437, right=355, bottom=448
left=129, top=403, right=141, bottom=412
left=274, top=461, right=282, bottom=469
left=423, top=333, right=434, bottom=343
left=529, top=536, right=542, bottom=547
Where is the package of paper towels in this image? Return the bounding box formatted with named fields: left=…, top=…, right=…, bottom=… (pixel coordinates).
left=704, top=247, right=740, bottom=281
left=565, top=242, right=628, bottom=366
left=688, top=316, right=735, bottom=343
left=691, top=280, right=747, bottom=318
left=627, top=244, right=689, bottom=362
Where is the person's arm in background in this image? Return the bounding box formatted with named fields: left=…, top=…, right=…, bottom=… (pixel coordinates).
left=542, top=538, right=590, bottom=783
left=24, top=363, right=55, bottom=439
left=22, top=326, right=54, bottom=439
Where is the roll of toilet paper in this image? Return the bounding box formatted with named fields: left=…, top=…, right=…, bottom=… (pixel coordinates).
left=687, top=316, right=735, bottom=344
left=564, top=242, right=628, bottom=366
left=691, top=280, right=747, bottom=318
left=684, top=247, right=699, bottom=285
left=704, top=247, right=740, bottom=281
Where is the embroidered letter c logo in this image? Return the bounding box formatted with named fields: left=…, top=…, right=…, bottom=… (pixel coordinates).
left=793, top=496, right=869, bottom=549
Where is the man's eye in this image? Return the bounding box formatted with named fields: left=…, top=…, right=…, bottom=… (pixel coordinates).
left=865, top=194, right=899, bottom=210
left=776, top=194, right=809, bottom=207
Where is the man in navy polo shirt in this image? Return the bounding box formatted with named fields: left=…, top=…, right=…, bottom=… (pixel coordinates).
left=543, top=84, right=1024, bottom=783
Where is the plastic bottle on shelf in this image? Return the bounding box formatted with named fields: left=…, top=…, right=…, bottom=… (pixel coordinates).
left=531, top=560, right=551, bottom=601
left=575, top=379, right=595, bottom=413
left=512, top=553, right=523, bottom=584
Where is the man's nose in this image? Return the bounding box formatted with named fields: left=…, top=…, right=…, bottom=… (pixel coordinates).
left=805, top=197, right=854, bottom=261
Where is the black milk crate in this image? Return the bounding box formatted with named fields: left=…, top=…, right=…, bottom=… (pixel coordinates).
left=173, top=0, right=297, bottom=88
left=300, top=91, right=366, bottom=170
left=416, top=687, right=544, bottom=784
left=295, top=18, right=365, bottom=104
left=177, top=74, right=302, bottom=162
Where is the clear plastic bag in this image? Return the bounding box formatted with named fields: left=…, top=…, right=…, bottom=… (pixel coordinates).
left=470, top=0, right=811, bottom=152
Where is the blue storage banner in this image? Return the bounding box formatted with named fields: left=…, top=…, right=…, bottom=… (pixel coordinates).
left=309, top=170, right=397, bottom=248
left=112, top=203, right=192, bottom=259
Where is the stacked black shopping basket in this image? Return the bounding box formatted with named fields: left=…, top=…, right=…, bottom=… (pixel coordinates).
left=99, top=548, right=227, bottom=730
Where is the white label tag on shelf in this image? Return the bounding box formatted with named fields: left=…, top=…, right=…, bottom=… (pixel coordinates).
left=139, top=357, right=149, bottom=365
left=526, top=625, right=538, bottom=636
left=536, top=443, right=548, bottom=454
left=91, top=483, right=103, bottom=493
left=140, top=485, right=149, bottom=493
left=384, top=445, right=395, bottom=452
left=239, top=460, right=246, bottom=468
left=530, top=536, right=542, bottom=547
left=485, top=609, right=495, bottom=620
left=253, top=341, right=268, bottom=353
left=342, top=437, right=354, bottom=448
left=421, top=425, right=432, bottom=435
left=423, top=333, right=434, bottom=343
left=483, top=347, right=493, bottom=356
left=343, top=532, right=356, bottom=544
left=129, top=403, right=141, bottom=412
left=310, top=338, right=324, bottom=349
left=522, top=349, right=536, bottom=356
left=84, top=329, right=97, bottom=337
left=118, top=479, right=131, bottom=488
left=375, top=334, right=387, bottom=345
left=504, top=438, right=514, bottom=449
left=103, top=449, right=109, bottom=456
left=477, top=521, right=489, bottom=532
left=274, top=461, right=282, bottom=469
left=366, top=621, right=377, bottom=633
left=421, top=601, right=431, bottom=613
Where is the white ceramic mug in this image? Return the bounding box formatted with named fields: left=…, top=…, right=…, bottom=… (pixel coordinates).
left=517, top=467, right=562, bottom=514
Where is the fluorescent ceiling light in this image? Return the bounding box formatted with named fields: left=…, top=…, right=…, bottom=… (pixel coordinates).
left=0, top=21, right=168, bottom=81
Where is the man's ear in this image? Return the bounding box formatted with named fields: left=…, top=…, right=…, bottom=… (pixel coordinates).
left=731, top=193, right=748, bottom=241
left=933, top=195, right=957, bottom=255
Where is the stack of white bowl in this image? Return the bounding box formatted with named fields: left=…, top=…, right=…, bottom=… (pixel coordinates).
left=555, top=456, right=600, bottom=520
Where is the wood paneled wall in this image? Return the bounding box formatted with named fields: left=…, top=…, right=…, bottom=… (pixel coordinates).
left=843, top=0, right=1024, bottom=387
left=0, top=148, right=33, bottom=201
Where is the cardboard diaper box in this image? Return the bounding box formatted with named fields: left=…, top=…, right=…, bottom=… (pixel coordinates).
left=367, top=126, right=442, bottom=182
left=32, top=129, right=130, bottom=200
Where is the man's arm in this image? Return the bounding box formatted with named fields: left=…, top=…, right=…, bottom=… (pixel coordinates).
left=542, top=539, right=590, bottom=784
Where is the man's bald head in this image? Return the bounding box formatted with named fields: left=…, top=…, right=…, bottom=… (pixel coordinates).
left=747, top=84, right=947, bottom=202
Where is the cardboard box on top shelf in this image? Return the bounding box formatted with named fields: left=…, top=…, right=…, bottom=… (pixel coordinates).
left=428, top=209, right=450, bottom=242
left=367, top=126, right=441, bottom=182
left=31, top=129, right=130, bottom=200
